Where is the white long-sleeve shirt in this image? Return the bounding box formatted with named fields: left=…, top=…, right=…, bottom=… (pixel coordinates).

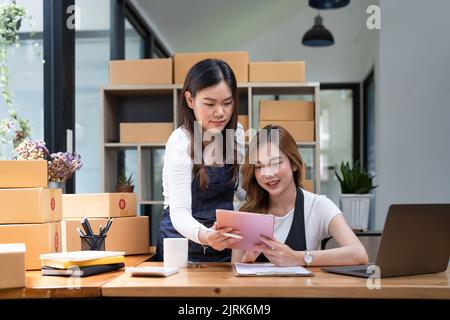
left=162, top=123, right=246, bottom=244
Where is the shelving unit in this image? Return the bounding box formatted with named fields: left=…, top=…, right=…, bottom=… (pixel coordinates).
left=100, top=82, right=320, bottom=244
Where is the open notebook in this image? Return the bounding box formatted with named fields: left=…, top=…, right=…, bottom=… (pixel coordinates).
left=232, top=263, right=313, bottom=277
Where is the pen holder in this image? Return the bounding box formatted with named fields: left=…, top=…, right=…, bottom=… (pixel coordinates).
left=80, top=235, right=106, bottom=251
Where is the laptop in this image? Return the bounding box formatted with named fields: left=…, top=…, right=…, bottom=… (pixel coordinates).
left=322, top=204, right=450, bottom=278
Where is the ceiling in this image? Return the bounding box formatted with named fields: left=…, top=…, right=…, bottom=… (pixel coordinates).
left=134, top=0, right=310, bottom=53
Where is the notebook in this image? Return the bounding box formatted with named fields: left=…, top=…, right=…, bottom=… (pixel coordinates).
left=232, top=263, right=313, bottom=277
left=42, top=263, right=125, bottom=277
left=216, top=209, right=275, bottom=250
left=40, top=251, right=125, bottom=269
left=126, top=266, right=179, bottom=277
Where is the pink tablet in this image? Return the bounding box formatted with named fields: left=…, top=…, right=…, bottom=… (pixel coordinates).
left=216, top=209, right=275, bottom=250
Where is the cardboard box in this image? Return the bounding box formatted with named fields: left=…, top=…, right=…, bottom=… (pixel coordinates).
left=62, top=216, right=149, bottom=255
left=0, top=243, right=25, bottom=289
left=109, top=58, right=173, bottom=85
left=62, top=193, right=137, bottom=218
left=174, top=51, right=249, bottom=84
left=302, top=180, right=314, bottom=193
left=238, top=115, right=249, bottom=132
left=120, top=122, right=173, bottom=143
left=260, top=100, right=314, bottom=121
left=0, top=160, right=48, bottom=189
left=249, top=61, right=305, bottom=82
left=0, top=188, right=62, bottom=224
left=260, top=120, right=315, bottom=142
left=0, top=222, right=61, bottom=270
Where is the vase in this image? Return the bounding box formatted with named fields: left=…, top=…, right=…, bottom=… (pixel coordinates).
left=115, top=184, right=134, bottom=193
left=48, top=181, right=66, bottom=194
left=339, top=194, right=372, bottom=231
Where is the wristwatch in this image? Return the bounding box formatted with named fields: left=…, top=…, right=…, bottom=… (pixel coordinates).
left=303, top=251, right=313, bottom=266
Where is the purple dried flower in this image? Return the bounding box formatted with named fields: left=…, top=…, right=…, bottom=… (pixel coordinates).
left=48, top=151, right=83, bottom=182
left=14, top=139, right=49, bottom=160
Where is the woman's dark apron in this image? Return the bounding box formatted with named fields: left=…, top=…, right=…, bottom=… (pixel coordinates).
left=155, top=165, right=235, bottom=262
left=256, top=188, right=307, bottom=262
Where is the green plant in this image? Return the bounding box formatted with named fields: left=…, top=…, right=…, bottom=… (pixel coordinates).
left=118, top=170, right=134, bottom=186
left=0, top=1, right=41, bottom=155
left=335, top=161, right=377, bottom=194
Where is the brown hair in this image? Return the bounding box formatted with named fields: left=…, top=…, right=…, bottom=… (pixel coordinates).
left=179, top=59, right=239, bottom=190
left=240, top=125, right=304, bottom=213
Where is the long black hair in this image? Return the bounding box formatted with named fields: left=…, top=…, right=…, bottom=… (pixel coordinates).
left=179, top=59, right=239, bottom=190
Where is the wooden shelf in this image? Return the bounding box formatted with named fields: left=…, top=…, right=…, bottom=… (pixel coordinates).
left=140, top=201, right=164, bottom=205
left=104, top=143, right=166, bottom=148
left=101, top=79, right=322, bottom=245
left=101, top=84, right=176, bottom=95
left=297, top=142, right=316, bottom=148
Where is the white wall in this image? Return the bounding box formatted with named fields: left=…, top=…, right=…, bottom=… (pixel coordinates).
left=375, top=0, right=450, bottom=229
left=239, top=2, right=368, bottom=82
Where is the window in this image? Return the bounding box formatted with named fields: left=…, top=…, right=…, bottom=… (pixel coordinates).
left=75, top=0, right=110, bottom=192
left=319, top=84, right=360, bottom=205
left=0, top=0, right=43, bottom=158
left=125, top=18, right=143, bottom=59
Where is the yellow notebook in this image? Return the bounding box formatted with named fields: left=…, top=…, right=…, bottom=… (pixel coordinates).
left=42, top=256, right=125, bottom=269
left=40, top=251, right=125, bottom=269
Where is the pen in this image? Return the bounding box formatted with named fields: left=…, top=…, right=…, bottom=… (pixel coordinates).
left=223, top=232, right=243, bottom=239
left=100, top=218, right=113, bottom=237
left=206, top=227, right=243, bottom=239
left=82, top=217, right=94, bottom=237
left=76, top=227, right=86, bottom=237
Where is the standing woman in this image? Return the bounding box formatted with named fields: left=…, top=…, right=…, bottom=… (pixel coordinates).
left=155, top=59, right=245, bottom=262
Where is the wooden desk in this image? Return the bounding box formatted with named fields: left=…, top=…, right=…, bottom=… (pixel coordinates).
left=0, top=254, right=151, bottom=300
left=102, top=262, right=450, bottom=300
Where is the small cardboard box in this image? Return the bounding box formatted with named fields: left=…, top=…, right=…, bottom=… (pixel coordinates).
left=260, top=100, right=314, bottom=121
left=62, top=193, right=137, bottom=218
left=0, top=160, right=48, bottom=189
left=302, top=180, right=314, bottom=193
left=259, top=120, right=315, bottom=142
left=109, top=58, right=173, bottom=85
left=0, top=188, right=62, bottom=224
left=249, top=61, right=305, bottom=82
left=0, top=222, right=61, bottom=270
left=238, top=115, right=249, bottom=132
left=174, top=51, right=249, bottom=84
left=0, top=243, right=26, bottom=289
left=120, top=122, right=173, bottom=143
left=62, top=216, right=149, bottom=255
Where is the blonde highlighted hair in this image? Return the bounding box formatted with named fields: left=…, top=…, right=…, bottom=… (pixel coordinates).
left=240, top=125, right=304, bottom=213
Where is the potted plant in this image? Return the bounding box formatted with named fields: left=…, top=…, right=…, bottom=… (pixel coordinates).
left=335, top=161, right=377, bottom=231
left=47, top=151, right=83, bottom=192
left=14, top=139, right=83, bottom=193
left=116, top=170, right=134, bottom=193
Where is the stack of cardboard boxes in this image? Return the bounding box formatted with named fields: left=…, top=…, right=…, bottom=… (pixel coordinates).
left=0, top=160, right=62, bottom=270
left=61, top=192, right=149, bottom=255
left=109, top=51, right=307, bottom=145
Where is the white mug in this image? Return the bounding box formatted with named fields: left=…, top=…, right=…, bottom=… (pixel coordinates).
left=163, top=238, right=188, bottom=268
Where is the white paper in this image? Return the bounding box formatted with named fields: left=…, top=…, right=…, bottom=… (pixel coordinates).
left=126, top=267, right=179, bottom=277
left=233, top=263, right=312, bottom=276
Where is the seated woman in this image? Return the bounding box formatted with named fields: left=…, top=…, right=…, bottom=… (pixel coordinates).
left=232, top=125, right=368, bottom=267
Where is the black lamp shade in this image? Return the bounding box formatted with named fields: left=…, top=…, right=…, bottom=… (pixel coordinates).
left=309, top=0, right=350, bottom=10
left=302, top=15, right=334, bottom=47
